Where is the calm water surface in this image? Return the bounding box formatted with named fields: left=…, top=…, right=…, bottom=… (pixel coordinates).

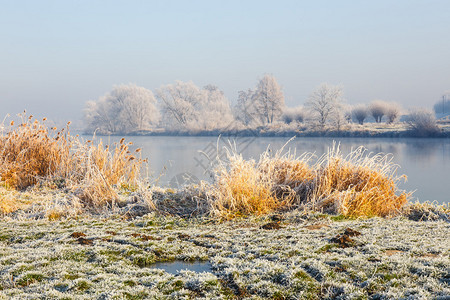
left=151, top=261, right=212, bottom=275
left=91, top=136, right=450, bottom=204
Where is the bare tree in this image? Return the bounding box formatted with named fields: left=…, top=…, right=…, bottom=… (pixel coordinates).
left=385, top=102, right=402, bottom=124
left=369, top=100, right=389, bottom=123
left=282, top=106, right=305, bottom=124
left=306, top=83, right=344, bottom=128
left=351, top=104, right=368, bottom=125
left=84, top=84, right=160, bottom=134
left=252, top=74, right=285, bottom=125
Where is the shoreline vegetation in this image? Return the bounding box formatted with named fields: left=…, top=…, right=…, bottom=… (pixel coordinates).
left=81, top=119, right=450, bottom=138
left=1, top=114, right=449, bottom=298
left=82, top=80, right=450, bottom=141
left=105, top=123, right=450, bottom=138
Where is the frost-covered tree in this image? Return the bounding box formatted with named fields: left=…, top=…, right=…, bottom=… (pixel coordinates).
left=198, top=85, right=234, bottom=131
left=84, top=84, right=160, bottom=134
left=252, top=74, right=285, bottom=125
left=282, top=106, right=305, bottom=124
left=235, top=88, right=257, bottom=126
left=233, top=75, right=285, bottom=126
left=156, top=81, right=201, bottom=129
left=369, top=100, right=389, bottom=123
left=385, top=102, right=402, bottom=124
left=84, top=99, right=116, bottom=134
left=306, top=83, right=344, bottom=128
left=110, top=84, right=161, bottom=131
left=368, top=100, right=401, bottom=124
left=351, top=104, right=368, bottom=125
left=157, top=81, right=234, bottom=131
left=332, top=103, right=351, bottom=131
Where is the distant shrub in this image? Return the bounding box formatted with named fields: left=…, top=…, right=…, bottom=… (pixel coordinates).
left=406, top=109, right=439, bottom=137
left=282, top=106, right=305, bottom=124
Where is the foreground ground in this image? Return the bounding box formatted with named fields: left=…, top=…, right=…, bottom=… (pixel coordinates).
left=1, top=212, right=449, bottom=299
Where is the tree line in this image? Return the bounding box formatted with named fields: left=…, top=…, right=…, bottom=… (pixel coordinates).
left=83, top=75, right=443, bottom=135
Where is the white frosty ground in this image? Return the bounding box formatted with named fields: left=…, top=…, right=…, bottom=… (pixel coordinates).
left=0, top=213, right=449, bottom=299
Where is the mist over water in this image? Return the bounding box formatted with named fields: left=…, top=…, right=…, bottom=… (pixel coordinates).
left=84, top=135, right=450, bottom=205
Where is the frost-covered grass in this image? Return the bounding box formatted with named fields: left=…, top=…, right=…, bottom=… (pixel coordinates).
left=210, top=143, right=410, bottom=219
left=0, top=212, right=448, bottom=299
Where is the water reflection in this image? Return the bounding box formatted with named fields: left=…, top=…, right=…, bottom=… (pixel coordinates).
left=151, top=261, right=212, bottom=275
left=403, top=139, right=446, bottom=164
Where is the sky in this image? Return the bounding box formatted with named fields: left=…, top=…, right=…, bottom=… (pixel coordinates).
left=1, top=0, right=449, bottom=123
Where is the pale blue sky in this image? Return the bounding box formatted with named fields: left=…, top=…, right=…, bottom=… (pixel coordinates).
left=1, top=0, right=449, bottom=122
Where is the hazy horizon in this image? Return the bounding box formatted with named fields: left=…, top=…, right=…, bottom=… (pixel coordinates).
left=1, top=0, right=449, bottom=123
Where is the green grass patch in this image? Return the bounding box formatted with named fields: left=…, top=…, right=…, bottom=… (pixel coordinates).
left=16, top=273, right=45, bottom=287
left=330, top=214, right=357, bottom=222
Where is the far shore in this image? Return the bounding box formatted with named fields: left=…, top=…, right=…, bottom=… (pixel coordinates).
left=84, top=123, right=450, bottom=138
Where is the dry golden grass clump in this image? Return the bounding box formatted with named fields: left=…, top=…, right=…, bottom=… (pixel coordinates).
left=259, top=150, right=316, bottom=205
left=210, top=152, right=278, bottom=218
left=209, top=143, right=411, bottom=219
left=0, top=115, right=64, bottom=189
left=0, top=113, right=148, bottom=213
left=0, top=190, right=22, bottom=214
left=59, top=138, right=145, bottom=206
left=209, top=145, right=316, bottom=219
left=313, top=146, right=410, bottom=217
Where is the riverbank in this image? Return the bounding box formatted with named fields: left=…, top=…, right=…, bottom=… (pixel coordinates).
left=1, top=210, right=449, bottom=299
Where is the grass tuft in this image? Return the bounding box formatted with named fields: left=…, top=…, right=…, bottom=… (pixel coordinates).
left=209, top=142, right=411, bottom=218
left=313, top=144, right=410, bottom=217
left=209, top=152, right=278, bottom=218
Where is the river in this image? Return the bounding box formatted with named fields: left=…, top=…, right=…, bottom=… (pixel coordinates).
left=87, top=135, right=450, bottom=205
